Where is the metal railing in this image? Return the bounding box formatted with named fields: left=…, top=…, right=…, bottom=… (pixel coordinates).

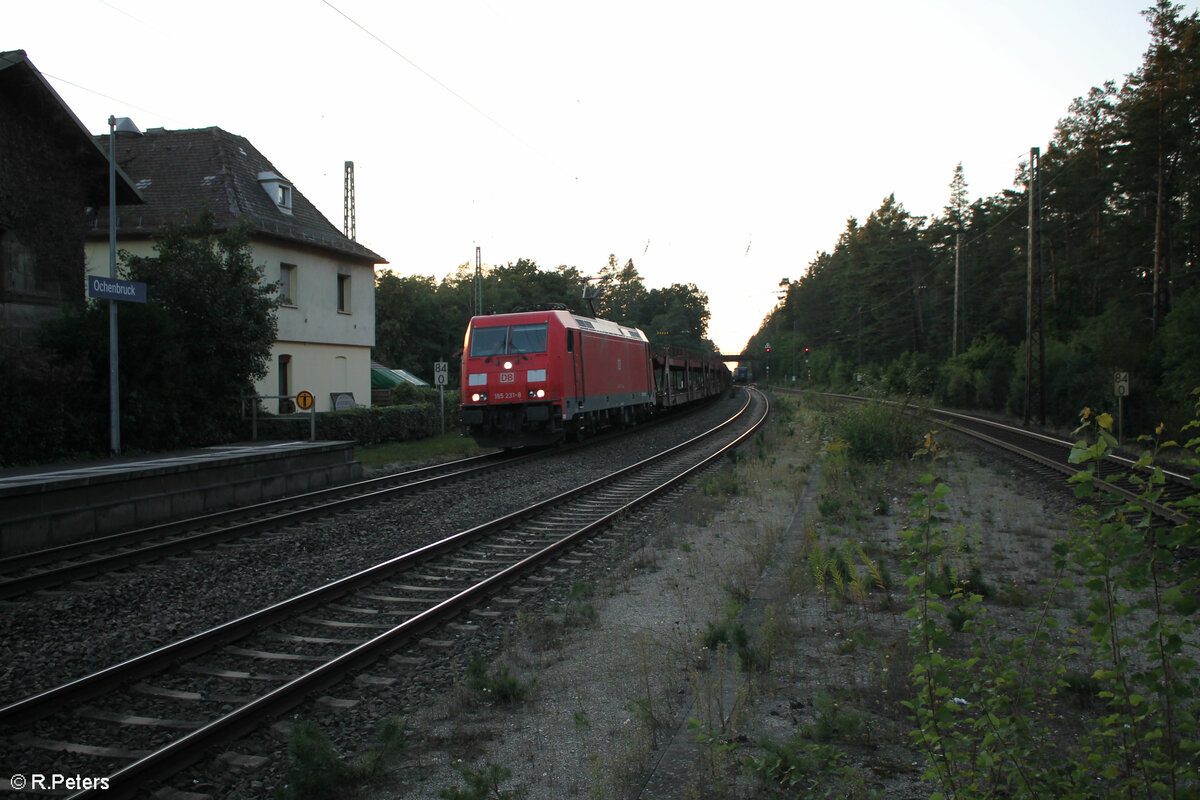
left=243, top=394, right=316, bottom=441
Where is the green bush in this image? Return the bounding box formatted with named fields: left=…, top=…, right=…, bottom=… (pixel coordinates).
left=835, top=401, right=916, bottom=463
left=882, top=351, right=937, bottom=398
left=564, top=581, right=598, bottom=625
left=464, top=651, right=530, bottom=705
left=278, top=717, right=407, bottom=799
left=1160, top=287, right=1200, bottom=416
left=803, top=691, right=868, bottom=744
left=0, top=341, right=103, bottom=465
left=439, top=762, right=524, bottom=800
left=1005, top=338, right=1104, bottom=426
left=938, top=334, right=1016, bottom=411
left=389, top=382, right=458, bottom=408
left=745, top=736, right=870, bottom=796
left=701, top=620, right=769, bottom=673
left=280, top=720, right=353, bottom=800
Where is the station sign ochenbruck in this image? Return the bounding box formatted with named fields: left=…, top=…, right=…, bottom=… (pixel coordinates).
left=88, top=276, right=147, bottom=303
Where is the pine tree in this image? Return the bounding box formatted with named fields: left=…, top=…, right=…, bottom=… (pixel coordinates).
left=946, top=162, right=969, bottom=232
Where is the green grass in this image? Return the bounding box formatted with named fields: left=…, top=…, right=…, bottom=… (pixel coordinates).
left=355, top=431, right=488, bottom=470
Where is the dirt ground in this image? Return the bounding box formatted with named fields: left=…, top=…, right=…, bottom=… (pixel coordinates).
left=362, top=402, right=1085, bottom=799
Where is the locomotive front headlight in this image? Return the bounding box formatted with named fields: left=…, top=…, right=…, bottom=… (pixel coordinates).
left=503, top=360, right=514, bottom=370
left=471, top=392, right=486, bottom=402
left=535, top=389, right=545, bottom=398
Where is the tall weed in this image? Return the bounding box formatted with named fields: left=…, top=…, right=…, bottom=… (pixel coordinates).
left=836, top=400, right=917, bottom=463
left=902, top=401, right=1200, bottom=799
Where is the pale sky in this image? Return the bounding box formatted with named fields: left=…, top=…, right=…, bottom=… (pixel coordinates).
left=7, top=0, right=1168, bottom=354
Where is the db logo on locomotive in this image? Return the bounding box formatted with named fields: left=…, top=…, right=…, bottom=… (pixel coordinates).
left=499, top=373, right=515, bottom=383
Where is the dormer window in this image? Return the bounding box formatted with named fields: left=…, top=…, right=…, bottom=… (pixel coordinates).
left=257, top=171, right=294, bottom=215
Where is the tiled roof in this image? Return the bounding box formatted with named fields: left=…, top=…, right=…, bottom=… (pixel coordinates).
left=88, top=126, right=385, bottom=264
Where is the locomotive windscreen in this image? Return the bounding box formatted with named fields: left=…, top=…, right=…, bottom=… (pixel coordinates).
left=509, top=324, right=547, bottom=354
left=469, top=323, right=548, bottom=357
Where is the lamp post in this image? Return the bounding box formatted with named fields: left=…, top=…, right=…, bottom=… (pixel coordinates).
left=108, top=115, right=141, bottom=457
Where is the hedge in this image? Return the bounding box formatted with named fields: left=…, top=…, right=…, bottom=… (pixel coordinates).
left=253, top=402, right=441, bottom=446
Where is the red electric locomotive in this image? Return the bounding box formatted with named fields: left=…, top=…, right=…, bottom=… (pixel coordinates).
left=460, top=307, right=656, bottom=448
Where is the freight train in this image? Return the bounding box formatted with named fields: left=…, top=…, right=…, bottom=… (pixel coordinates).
left=459, top=306, right=731, bottom=448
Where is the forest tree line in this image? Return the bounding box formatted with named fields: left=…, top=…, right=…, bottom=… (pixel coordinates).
left=373, top=254, right=715, bottom=381
left=748, top=0, right=1199, bottom=431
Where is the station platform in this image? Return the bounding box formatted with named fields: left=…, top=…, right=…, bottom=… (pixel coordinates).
left=0, top=441, right=362, bottom=557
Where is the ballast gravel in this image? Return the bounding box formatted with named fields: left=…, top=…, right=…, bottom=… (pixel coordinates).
left=0, top=396, right=745, bottom=709
left=1, top=393, right=1087, bottom=800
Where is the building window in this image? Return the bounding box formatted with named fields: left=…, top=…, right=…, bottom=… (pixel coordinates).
left=337, top=273, right=351, bottom=313
left=257, top=171, right=294, bottom=215
left=279, top=263, right=297, bottom=305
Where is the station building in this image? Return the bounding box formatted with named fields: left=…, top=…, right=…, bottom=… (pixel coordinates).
left=85, top=126, right=387, bottom=413
left=0, top=50, right=142, bottom=345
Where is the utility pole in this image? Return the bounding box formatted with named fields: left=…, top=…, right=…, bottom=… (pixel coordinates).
left=474, top=246, right=482, bottom=317
left=792, top=320, right=798, bottom=384
left=343, top=161, right=356, bottom=241
left=856, top=305, right=863, bottom=365
left=952, top=232, right=961, bottom=357
left=1023, top=147, right=1044, bottom=426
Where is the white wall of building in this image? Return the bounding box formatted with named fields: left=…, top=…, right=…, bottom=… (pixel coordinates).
left=266, top=340, right=372, bottom=414
left=84, top=238, right=375, bottom=414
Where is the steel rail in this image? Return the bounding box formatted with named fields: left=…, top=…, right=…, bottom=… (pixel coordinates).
left=2, top=397, right=728, bottom=598
left=71, top=390, right=767, bottom=800
left=2, top=392, right=755, bottom=725
left=793, top=389, right=1195, bottom=526
left=932, top=415, right=1193, bottom=527
left=0, top=452, right=532, bottom=599
left=0, top=452, right=509, bottom=574
left=1, top=390, right=765, bottom=799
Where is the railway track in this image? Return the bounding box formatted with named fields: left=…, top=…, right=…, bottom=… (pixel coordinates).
left=0, top=400, right=732, bottom=602
left=0, top=450, right=527, bottom=600
left=0, top=389, right=767, bottom=799
left=795, top=389, right=1197, bottom=525
left=925, top=405, right=1195, bottom=524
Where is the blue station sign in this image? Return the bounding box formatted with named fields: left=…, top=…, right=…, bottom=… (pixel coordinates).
left=88, top=276, right=147, bottom=303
